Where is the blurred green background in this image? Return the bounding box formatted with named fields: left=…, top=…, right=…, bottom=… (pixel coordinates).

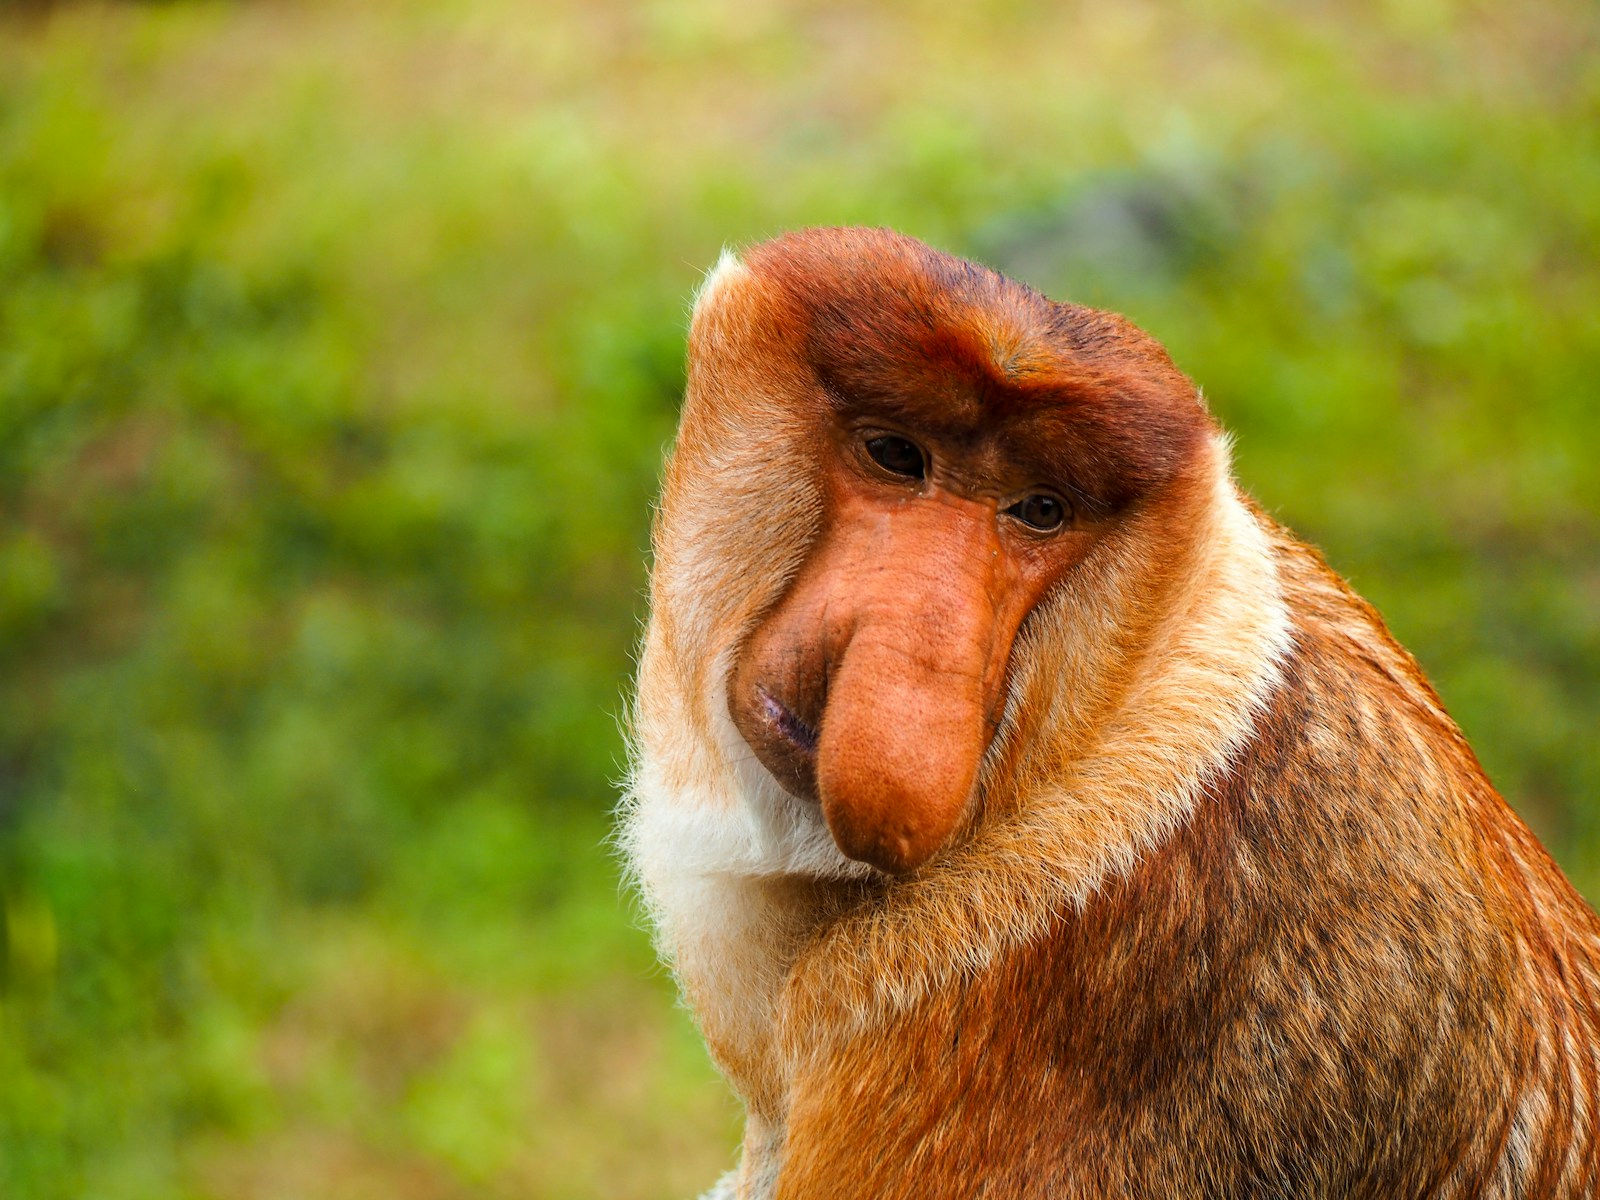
left=0, top=1, right=1596, bottom=1196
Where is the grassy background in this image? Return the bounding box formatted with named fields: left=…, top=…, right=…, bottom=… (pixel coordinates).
left=0, top=1, right=1597, bottom=1196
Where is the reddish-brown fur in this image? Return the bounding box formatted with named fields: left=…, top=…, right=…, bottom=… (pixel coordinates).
left=625, top=228, right=1600, bottom=1199
left=778, top=535, right=1600, bottom=1196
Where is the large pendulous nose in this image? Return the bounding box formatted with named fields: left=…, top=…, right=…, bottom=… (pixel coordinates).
left=812, top=500, right=1004, bottom=873
left=729, top=493, right=1011, bottom=874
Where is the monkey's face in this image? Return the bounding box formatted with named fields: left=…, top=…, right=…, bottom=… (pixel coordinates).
left=646, top=230, right=1208, bottom=881
left=727, top=404, right=1103, bottom=876
left=690, top=231, right=1210, bottom=878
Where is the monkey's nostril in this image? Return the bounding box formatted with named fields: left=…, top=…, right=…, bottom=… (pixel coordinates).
left=758, top=687, right=819, bottom=754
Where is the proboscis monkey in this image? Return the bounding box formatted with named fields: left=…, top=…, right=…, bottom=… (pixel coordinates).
left=621, top=227, right=1600, bottom=1198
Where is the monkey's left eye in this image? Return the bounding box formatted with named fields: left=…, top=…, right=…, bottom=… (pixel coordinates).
left=864, top=435, right=926, bottom=480
left=1006, top=494, right=1069, bottom=532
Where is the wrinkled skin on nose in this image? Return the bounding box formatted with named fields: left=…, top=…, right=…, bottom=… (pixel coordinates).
left=730, top=492, right=1019, bottom=874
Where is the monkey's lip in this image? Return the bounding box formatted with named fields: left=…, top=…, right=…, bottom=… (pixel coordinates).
left=735, top=684, right=824, bottom=804
left=756, top=687, right=819, bottom=756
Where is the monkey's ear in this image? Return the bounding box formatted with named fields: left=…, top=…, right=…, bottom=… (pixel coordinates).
left=683, top=246, right=815, bottom=427
left=691, top=249, right=750, bottom=325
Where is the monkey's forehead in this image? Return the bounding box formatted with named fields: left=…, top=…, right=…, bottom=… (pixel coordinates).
left=739, top=227, right=1183, bottom=387
left=719, top=227, right=1213, bottom=507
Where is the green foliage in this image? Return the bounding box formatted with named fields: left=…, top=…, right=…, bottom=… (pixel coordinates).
left=0, top=2, right=1597, bottom=1196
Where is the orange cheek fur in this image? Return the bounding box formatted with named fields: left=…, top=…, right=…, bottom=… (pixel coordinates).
left=623, top=228, right=1600, bottom=1200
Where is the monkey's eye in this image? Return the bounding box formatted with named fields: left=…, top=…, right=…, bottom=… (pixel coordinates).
left=1006, top=494, right=1069, bottom=532
left=864, top=435, right=926, bottom=480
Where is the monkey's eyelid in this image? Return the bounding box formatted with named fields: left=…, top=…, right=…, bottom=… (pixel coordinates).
left=1059, top=481, right=1110, bottom=519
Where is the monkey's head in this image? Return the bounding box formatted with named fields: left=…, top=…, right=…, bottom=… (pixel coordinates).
left=643, top=228, right=1218, bottom=878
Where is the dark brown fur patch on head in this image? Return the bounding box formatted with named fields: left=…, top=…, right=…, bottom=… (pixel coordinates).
left=743, top=226, right=1211, bottom=512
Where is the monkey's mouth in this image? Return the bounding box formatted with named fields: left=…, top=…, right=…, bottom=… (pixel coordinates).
left=759, top=687, right=818, bottom=754
left=737, top=685, right=822, bottom=802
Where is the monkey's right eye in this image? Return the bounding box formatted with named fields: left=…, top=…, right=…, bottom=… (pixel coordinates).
left=864, top=435, right=926, bottom=480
